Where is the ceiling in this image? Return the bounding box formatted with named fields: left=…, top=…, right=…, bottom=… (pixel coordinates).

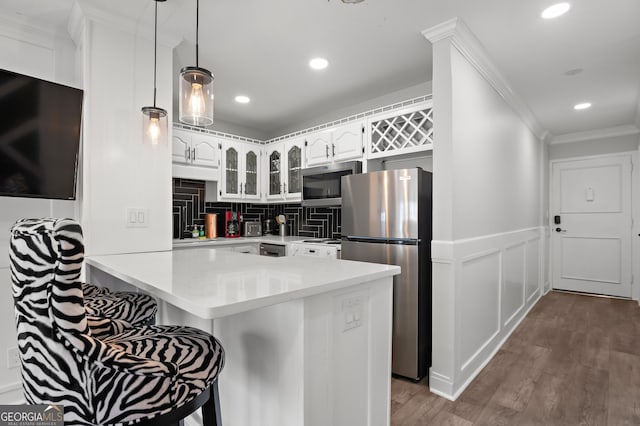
left=2, top=0, right=639, bottom=141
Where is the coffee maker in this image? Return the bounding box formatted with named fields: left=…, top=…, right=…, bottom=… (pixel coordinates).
left=225, top=211, right=241, bottom=238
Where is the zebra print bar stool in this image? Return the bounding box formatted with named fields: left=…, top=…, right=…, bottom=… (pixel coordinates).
left=82, top=282, right=158, bottom=327
left=10, top=218, right=225, bottom=425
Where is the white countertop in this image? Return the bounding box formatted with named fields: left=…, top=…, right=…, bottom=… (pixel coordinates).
left=172, top=235, right=305, bottom=248
left=85, top=248, right=399, bottom=319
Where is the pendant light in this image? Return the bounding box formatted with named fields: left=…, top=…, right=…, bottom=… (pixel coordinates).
left=141, top=0, right=168, bottom=145
left=179, top=0, right=214, bottom=126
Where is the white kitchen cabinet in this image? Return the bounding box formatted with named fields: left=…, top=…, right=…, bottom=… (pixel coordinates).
left=266, top=138, right=303, bottom=201
left=172, top=127, right=220, bottom=180
left=220, top=139, right=262, bottom=201
left=366, top=101, right=433, bottom=159
left=305, top=121, right=364, bottom=167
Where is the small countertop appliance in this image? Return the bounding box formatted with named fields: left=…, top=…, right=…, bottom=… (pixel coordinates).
left=243, top=221, right=262, bottom=237
left=225, top=211, right=241, bottom=238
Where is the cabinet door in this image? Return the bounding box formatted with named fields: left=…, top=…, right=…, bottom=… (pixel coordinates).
left=332, top=121, right=363, bottom=162
left=285, top=139, right=303, bottom=200
left=305, top=131, right=331, bottom=166
left=266, top=145, right=283, bottom=200
left=192, top=135, right=219, bottom=168
left=221, top=143, right=240, bottom=198
left=243, top=144, right=261, bottom=200
left=171, top=129, right=190, bottom=164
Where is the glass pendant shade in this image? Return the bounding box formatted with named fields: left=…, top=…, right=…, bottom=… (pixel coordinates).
left=141, top=0, right=167, bottom=145
left=179, top=66, right=214, bottom=126
left=142, top=106, right=168, bottom=145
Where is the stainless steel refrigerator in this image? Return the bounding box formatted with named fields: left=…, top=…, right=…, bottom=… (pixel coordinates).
left=341, top=168, right=432, bottom=380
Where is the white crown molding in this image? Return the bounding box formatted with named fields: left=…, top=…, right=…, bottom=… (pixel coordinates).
left=549, top=124, right=640, bottom=145
left=67, top=1, right=85, bottom=47
left=67, top=0, right=182, bottom=49
left=422, top=17, right=548, bottom=142
left=0, top=15, right=61, bottom=49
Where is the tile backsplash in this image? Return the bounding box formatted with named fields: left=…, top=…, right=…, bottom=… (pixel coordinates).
left=172, top=178, right=341, bottom=239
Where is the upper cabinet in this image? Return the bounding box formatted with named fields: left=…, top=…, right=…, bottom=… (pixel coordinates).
left=266, top=138, right=303, bottom=201
left=366, top=101, right=433, bottom=159
left=305, top=121, right=364, bottom=167
left=172, top=128, right=220, bottom=180
left=220, top=140, right=261, bottom=201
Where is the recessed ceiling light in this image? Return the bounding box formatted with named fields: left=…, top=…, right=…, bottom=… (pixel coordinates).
left=573, top=102, right=591, bottom=110
left=235, top=95, right=250, bottom=104
left=309, top=58, right=329, bottom=70
left=541, top=3, right=571, bottom=19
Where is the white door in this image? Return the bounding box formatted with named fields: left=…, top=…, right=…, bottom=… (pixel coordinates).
left=305, top=131, right=331, bottom=166
left=551, top=155, right=632, bottom=297
left=171, top=130, right=190, bottom=164
left=266, top=144, right=284, bottom=200
left=192, top=135, right=218, bottom=168
left=243, top=144, right=262, bottom=200
left=284, top=138, right=303, bottom=200
left=332, top=121, right=363, bottom=162
left=220, top=143, right=240, bottom=199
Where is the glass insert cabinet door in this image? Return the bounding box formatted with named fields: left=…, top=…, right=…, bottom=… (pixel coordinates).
left=225, top=147, right=239, bottom=195
left=244, top=150, right=258, bottom=196
left=287, top=145, right=301, bottom=194
left=269, top=150, right=281, bottom=196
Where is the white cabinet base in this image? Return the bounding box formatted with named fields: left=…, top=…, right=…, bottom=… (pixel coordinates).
left=159, top=279, right=393, bottom=426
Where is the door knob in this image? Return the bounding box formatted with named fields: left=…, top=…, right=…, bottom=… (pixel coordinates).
left=555, top=227, right=567, bottom=233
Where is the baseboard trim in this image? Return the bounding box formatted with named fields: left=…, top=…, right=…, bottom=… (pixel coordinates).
left=0, top=381, right=23, bottom=404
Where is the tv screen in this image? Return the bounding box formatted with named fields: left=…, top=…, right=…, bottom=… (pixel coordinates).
left=0, top=69, right=83, bottom=200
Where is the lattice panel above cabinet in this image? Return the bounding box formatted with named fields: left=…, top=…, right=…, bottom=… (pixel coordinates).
left=369, top=106, right=433, bottom=158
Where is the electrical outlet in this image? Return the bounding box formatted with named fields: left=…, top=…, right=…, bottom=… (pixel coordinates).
left=342, top=295, right=363, bottom=332
left=7, top=346, right=19, bottom=369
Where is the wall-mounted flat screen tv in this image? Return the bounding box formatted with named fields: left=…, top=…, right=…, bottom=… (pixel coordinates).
left=0, top=68, right=83, bottom=200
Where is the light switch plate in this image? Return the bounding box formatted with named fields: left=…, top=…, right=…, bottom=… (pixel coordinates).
left=126, top=208, right=150, bottom=228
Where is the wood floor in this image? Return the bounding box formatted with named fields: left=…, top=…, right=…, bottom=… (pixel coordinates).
left=391, top=291, right=640, bottom=425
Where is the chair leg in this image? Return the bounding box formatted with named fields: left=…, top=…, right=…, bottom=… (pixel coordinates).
left=202, top=380, right=222, bottom=426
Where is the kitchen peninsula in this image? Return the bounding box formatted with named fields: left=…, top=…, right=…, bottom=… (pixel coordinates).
left=85, top=248, right=399, bottom=426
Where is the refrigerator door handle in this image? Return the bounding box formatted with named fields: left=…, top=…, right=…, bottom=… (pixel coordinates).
left=342, top=236, right=421, bottom=245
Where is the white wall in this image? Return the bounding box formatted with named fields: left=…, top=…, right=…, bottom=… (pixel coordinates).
left=450, top=50, right=541, bottom=239
left=0, top=19, right=79, bottom=404
left=549, top=133, right=640, bottom=160
left=73, top=4, right=174, bottom=256
left=425, top=19, right=546, bottom=400
left=0, top=4, right=177, bottom=401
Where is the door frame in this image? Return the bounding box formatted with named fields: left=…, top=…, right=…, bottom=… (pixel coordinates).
left=548, top=150, right=639, bottom=301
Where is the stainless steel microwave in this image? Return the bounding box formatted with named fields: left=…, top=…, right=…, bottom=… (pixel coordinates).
left=301, top=161, right=362, bottom=206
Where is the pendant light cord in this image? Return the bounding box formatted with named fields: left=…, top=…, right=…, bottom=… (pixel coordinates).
left=153, top=0, right=158, bottom=107
left=196, top=0, right=199, bottom=68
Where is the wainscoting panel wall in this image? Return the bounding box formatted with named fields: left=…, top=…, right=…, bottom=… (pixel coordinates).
left=430, top=227, right=544, bottom=400
left=502, top=243, right=526, bottom=329
left=459, top=250, right=500, bottom=370
left=172, top=179, right=342, bottom=239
